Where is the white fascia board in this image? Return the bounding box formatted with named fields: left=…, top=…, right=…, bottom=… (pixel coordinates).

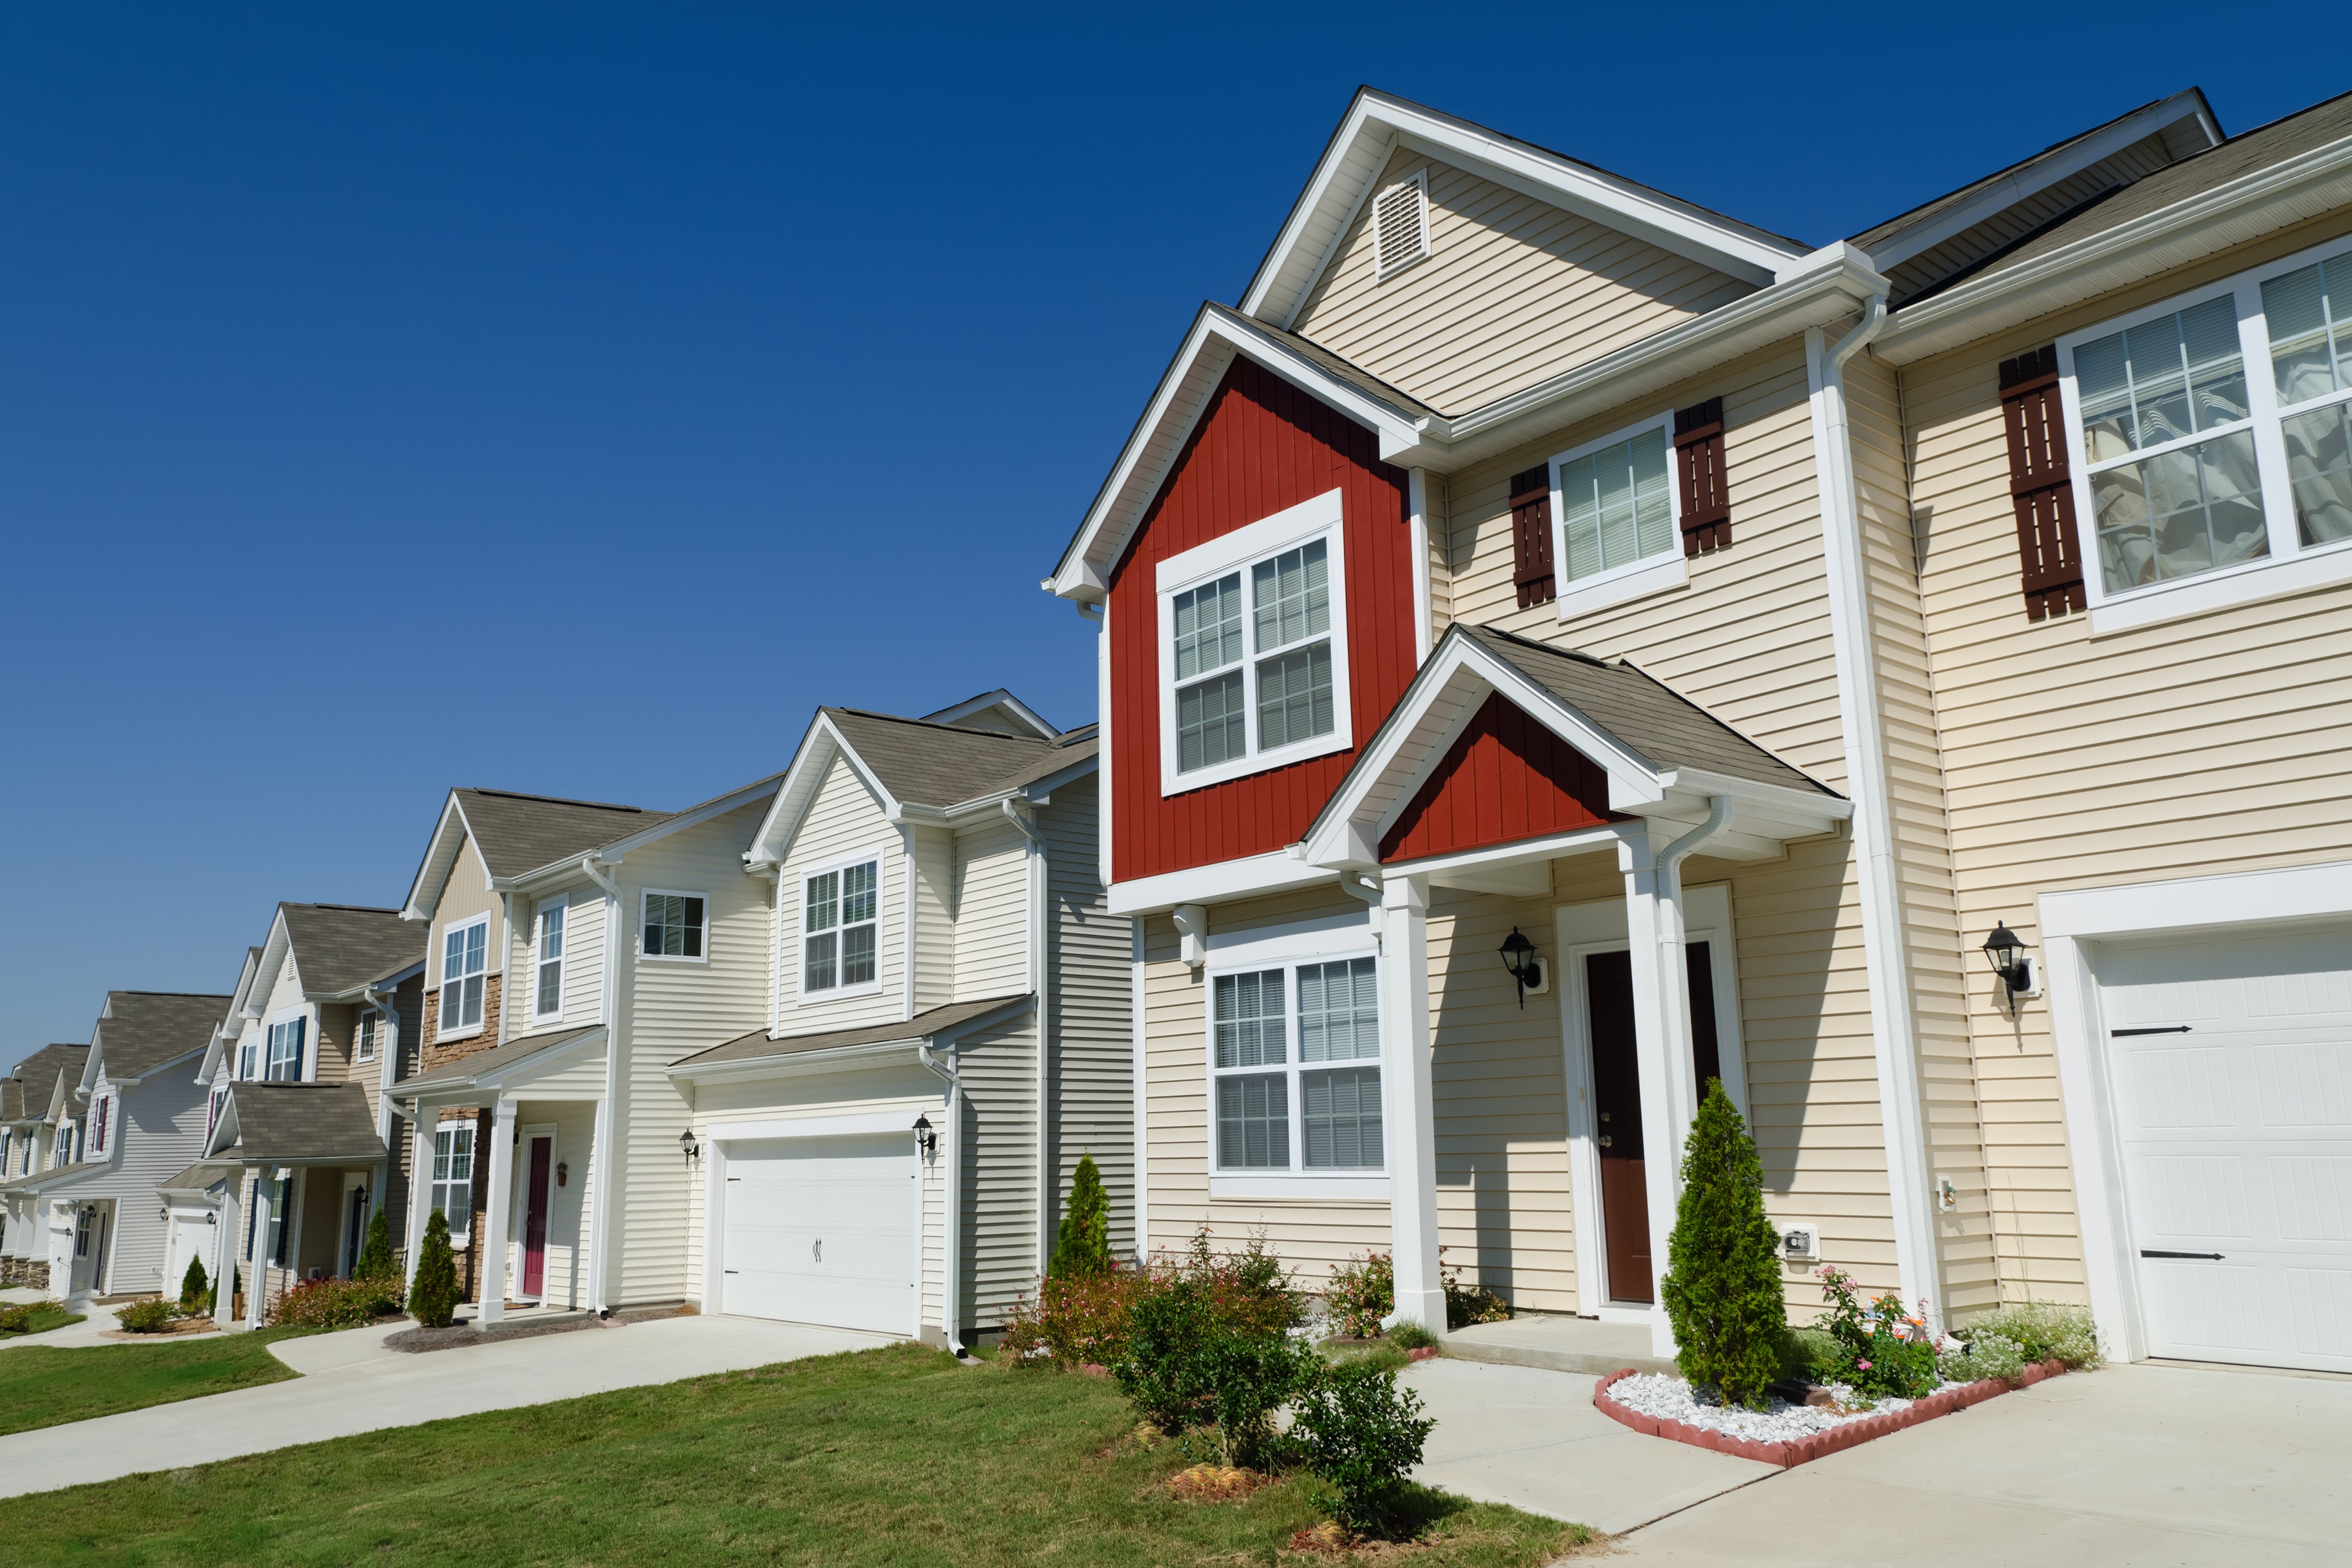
left=402, top=794, right=476, bottom=922
left=1049, top=308, right=1430, bottom=600
left=470, top=1027, right=606, bottom=1094
left=744, top=715, right=902, bottom=869
left=1242, top=90, right=1801, bottom=327
left=669, top=1039, right=923, bottom=1087
left=922, top=689, right=1058, bottom=740
left=504, top=776, right=784, bottom=893
left=1864, top=90, right=2219, bottom=274
left=2039, top=857, right=2352, bottom=941
left=1104, top=851, right=1340, bottom=917
left=319, top=958, right=428, bottom=1007
left=928, top=754, right=1100, bottom=826
left=1876, top=132, right=2352, bottom=365
left=110, top=1044, right=207, bottom=1090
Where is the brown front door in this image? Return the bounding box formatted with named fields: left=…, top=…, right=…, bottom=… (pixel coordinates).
left=1584, top=951, right=1651, bottom=1302
left=1584, top=943, right=1725, bottom=1306
left=521, top=1137, right=552, bottom=1299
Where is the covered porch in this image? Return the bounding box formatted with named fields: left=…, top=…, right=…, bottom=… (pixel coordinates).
left=201, top=1081, right=391, bottom=1328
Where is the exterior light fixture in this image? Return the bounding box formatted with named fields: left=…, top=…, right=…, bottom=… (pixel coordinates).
left=1981, top=921, right=2038, bottom=1012
left=678, top=1129, right=701, bottom=1166
left=913, top=1114, right=937, bottom=1157
left=1499, top=928, right=1545, bottom=1007
left=556, top=1160, right=569, bottom=1188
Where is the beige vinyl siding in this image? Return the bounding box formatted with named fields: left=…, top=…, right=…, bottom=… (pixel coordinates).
left=1290, top=147, right=1753, bottom=416
left=779, top=757, right=906, bottom=1031
left=952, top=1016, right=1039, bottom=1330
left=953, top=817, right=1029, bottom=1001
left=433, top=836, right=504, bottom=974
left=557, top=883, right=607, bottom=1025
left=316, top=1003, right=357, bottom=1086
left=1038, top=774, right=1134, bottom=1260
left=1901, top=209, right=2352, bottom=1306
left=609, top=800, right=776, bottom=1307
left=906, top=825, right=956, bottom=1015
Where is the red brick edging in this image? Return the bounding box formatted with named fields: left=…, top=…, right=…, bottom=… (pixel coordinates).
left=1592, top=1358, right=2068, bottom=1468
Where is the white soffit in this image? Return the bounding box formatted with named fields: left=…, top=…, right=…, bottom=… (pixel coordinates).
left=1241, top=90, right=1805, bottom=329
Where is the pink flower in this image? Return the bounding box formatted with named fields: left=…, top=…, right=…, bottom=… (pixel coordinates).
left=1857, top=1360, right=1872, bottom=1370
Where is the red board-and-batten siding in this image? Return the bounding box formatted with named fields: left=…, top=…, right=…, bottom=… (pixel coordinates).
left=1379, top=692, right=1621, bottom=862
left=1108, top=358, right=1418, bottom=883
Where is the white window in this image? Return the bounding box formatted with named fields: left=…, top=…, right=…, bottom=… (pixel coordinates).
left=206, top=1087, right=225, bottom=1137
left=1206, top=938, right=1383, bottom=1194
left=266, top=1017, right=306, bottom=1081
left=641, top=890, right=706, bottom=962
left=533, top=897, right=567, bottom=1019
left=1156, top=489, right=1354, bottom=794
left=438, top=915, right=489, bottom=1036
left=238, top=1032, right=259, bottom=1081
left=431, top=1123, right=474, bottom=1245
left=1373, top=169, right=1431, bottom=280
left=1541, top=410, right=1688, bottom=616
left=2057, top=231, right=2352, bottom=629
left=355, top=1009, right=380, bottom=1064
left=800, top=857, right=881, bottom=998
left=90, top=1094, right=111, bottom=1156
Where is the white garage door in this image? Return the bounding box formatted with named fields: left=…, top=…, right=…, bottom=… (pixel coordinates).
left=719, top=1134, right=915, bottom=1333
left=2102, top=924, right=2352, bottom=1372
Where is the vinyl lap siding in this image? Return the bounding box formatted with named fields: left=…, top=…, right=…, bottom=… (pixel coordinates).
left=907, top=825, right=956, bottom=1015
left=954, top=818, right=1028, bottom=1002
left=780, top=758, right=905, bottom=1031
left=86, top=1071, right=212, bottom=1294
left=1040, top=776, right=1134, bottom=1260
left=955, top=1017, right=1039, bottom=1330
left=1290, top=147, right=1752, bottom=416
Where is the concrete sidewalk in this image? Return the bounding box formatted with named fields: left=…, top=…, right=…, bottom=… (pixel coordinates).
left=0, top=1313, right=895, bottom=1498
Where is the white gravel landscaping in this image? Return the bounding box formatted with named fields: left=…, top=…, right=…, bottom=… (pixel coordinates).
left=1609, top=1372, right=1934, bottom=1444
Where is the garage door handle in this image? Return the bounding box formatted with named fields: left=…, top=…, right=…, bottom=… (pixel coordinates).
left=2140, top=1249, right=2225, bottom=1260
left=813, top=1239, right=821, bottom=1264
left=2112, top=1026, right=2193, bottom=1037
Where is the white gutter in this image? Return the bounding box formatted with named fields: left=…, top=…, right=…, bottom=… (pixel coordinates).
left=916, top=1040, right=968, bottom=1356
left=1806, top=294, right=1945, bottom=1319
left=581, top=853, right=625, bottom=1315
left=1002, top=796, right=1051, bottom=1275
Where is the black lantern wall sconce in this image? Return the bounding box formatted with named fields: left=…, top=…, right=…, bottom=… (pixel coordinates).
left=1981, top=920, right=2040, bottom=1014
left=678, top=1129, right=702, bottom=1168
left=913, top=1114, right=938, bottom=1158
left=1499, top=928, right=1549, bottom=1007
left=556, top=1161, right=570, bottom=1188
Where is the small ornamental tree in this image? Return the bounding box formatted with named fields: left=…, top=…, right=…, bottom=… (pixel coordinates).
left=355, top=1207, right=397, bottom=1282
left=1659, top=1079, right=1787, bottom=1408
left=1049, top=1153, right=1111, bottom=1278
left=410, top=1209, right=461, bottom=1329
left=180, top=1255, right=209, bottom=1311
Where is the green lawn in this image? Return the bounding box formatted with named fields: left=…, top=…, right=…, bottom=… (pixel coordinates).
left=0, top=1305, right=86, bottom=1339
left=0, top=1341, right=1589, bottom=1567
left=0, top=1326, right=305, bottom=1437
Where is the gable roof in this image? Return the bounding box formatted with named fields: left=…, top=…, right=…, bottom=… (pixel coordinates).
left=1, top=1079, right=21, bottom=1121
left=921, top=689, right=1061, bottom=740
left=400, top=1022, right=604, bottom=1098
left=674, top=994, right=1033, bottom=1073
left=278, top=903, right=427, bottom=997
left=206, top=1082, right=387, bottom=1166
left=91, top=992, right=233, bottom=1082
left=1242, top=87, right=1805, bottom=331
left=8, top=1044, right=87, bottom=1120
left=455, top=789, right=674, bottom=880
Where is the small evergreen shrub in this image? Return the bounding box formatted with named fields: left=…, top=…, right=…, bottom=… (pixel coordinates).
left=1049, top=1152, right=1113, bottom=1279
left=1966, top=1301, right=2102, bottom=1370
left=410, top=1209, right=461, bottom=1328
left=0, top=1303, right=29, bottom=1335
left=1387, top=1319, right=1439, bottom=1352
left=355, top=1208, right=398, bottom=1282
left=180, top=1256, right=209, bottom=1311
left=1289, top=1360, right=1436, bottom=1539
left=1201, top=1328, right=1317, bottom=1471
left=1113, top=1280, right=1221, bottom=1431
left=1659, top=1080, right=1787, bottom=1408
left=116, top=1298, right=177, bottom=1333
left=1441, top=1250, right=1512, bottom=1329
left=1323, top=1250, right=1393, bottom=1339
left=1778, top=1324, right=1844, bottom=1383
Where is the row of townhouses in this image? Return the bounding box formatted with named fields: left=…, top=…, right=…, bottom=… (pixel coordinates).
left=7, top=82, right=2350, bottom=1377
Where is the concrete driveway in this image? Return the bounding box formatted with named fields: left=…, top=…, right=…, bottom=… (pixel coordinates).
left=0, top=1313, right=895, bottom=1499
left=1403, top=1358, right=2351, bottom=1567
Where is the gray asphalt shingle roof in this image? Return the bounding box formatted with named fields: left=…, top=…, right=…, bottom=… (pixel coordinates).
left=401, top=1023, right=602, bottom=1096
left=214, top=1083, right=387, bottom=1164
left=825, top=710, right=1096, bottom=809
left=453, top=788, right=676, bottom=881
left=94, top=992, right=235, bottom=1080
left=1462, top=625, right=1834, bottom=797
left=0, top=1079, right=21, bottom=1121
left=8, top=1044, right=88, bottom=1117
left=677, top=994, right=1033, bottom=1070
left=158, top=1161, right=237, bottom=1193
left=280, top=903, right=426, bottom=996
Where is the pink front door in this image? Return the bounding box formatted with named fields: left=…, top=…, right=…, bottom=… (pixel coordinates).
left=521, top=1137, right=552, bottom=1298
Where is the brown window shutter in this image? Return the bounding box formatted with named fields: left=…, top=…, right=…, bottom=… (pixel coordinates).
left=1673, top=397, right=1731, bottom=555
left=1999, top=346, right=2086, bottom=621
left=1511, top=464, right=1556, bottom=607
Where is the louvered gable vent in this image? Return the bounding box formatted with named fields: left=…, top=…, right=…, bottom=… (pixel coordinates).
left=1374, top=170, right=1431, bottom=280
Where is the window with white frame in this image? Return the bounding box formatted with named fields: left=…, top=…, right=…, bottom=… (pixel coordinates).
left=238, top=1031, right=259, bottom=1081
left=801, top=858, right=879, bottom=996
left=1156, top=489, right=1352, bottom=794
left=206, top=1086, right=225, bottom=1137
left=438, top=915, right=489, bottom=1035
left=2059, top=233, right=2352, bottom=622
left=355, top=1008, right=380, bottom=1064
left=431, top=1122, right=474, bottom=1243
left=534, top=897, right=566, bottom=1018
left=1547, top=412, right=1682, bottom=593
left=641, top=890, right=706, bottom=961
left=265, top=1017, right=306, bottom=1081
left=1209, top=951, right=1383, bottom=1177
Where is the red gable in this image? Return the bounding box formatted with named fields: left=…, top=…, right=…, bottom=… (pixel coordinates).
left=1380, top=692, right=1620, bottom=862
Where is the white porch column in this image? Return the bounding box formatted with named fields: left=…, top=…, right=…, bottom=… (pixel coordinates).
left=585, top=1089, right=614, bottom=1313
left=478, top=1098, right=517, bottom=1324
left=246, top=1173, right=273, bottom=1331
left=1619, top=826, right=1699, bottom=1359
left=1380, top=873, right=1443, bottom=1331
left=213, top=1179, right=241, bottom=1329
left=405, top=1106, right=436, bottom=1289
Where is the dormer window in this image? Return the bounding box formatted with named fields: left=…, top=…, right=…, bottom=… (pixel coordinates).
left=1373, top=169, right=1431, bottom=280
left=1156, top=489, right=1354, bottom=794
left=800, top=857, right=881, bottom=999
left=267, top=1017, right=306, bottom=1081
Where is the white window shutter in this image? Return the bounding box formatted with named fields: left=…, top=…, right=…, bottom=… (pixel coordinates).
left=1373, top=171, right=1430, bottom=279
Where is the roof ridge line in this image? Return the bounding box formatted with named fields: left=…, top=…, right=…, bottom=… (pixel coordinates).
left=462, top=787, right=662, bottom=813
left=825, top=707, right=1056, bottom=743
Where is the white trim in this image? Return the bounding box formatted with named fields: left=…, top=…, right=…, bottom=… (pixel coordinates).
left=793, top=848, right=889, bottom=1005
left=638, top=886, right=712, bottom=965
left=1406, top=469, right=1435, bottom=664
left=1202, top=919, right=1388, bottom=1190
left=1106, top=849, right=1339, bottom=917
left=511, top=1124, right=557, bottom=1303
left=1156, top=489, right=1354, bottom=796
left=1211, top=1174, right=1390, bottom=1201
left=708, top=1110, right=920, bottom=1143
left=529, top=893, right=568, bottom=1023
left=1371, top=167, right=1431, bottom=281
left=2038, top=858, right=2352, bottom=1365
left=436, top=912, right=492, bottom=1041
left=1544, top=407, right=1688, bottom=617
left=355, top=1006, right=381, bottom=1064
left=1130, top=917, right=1147, bottom=1262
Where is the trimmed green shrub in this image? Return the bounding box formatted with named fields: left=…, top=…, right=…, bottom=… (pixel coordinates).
left=1201, top=1328, right=1317, bottom=1471
left=1659, top=1079, right=1787, bottom=1408
left=1290, top=1360, right=1436, bottom=1538
left=1387, top=1319, right=1439, bottom=1352
left=1324, top=1250, right=1393, bottom=1339
left=1965, top=1301, right=2102, bottom=1370
left=270, top=1274, right=405, bottom=1330
left=1000, top=1265, right=1151, bottom=1368
left=116, top=1298, right=177, bottom=1333
left=180, top=1256, right=209, bottom=1311
left=1112, top=1279, right=1220, bottom=1430
left=0, top=1303, right=34, bottom=1334
left=410, top=1208, right=461, bottom=1329
left=1441, top=1250, right=1511, bottom=1329
left=1049, top=1152, right=1112, bottom=1279
left=355, top=1207, right=398, bottom=1282
left=1778, top=1324, right=1844, bottom=1383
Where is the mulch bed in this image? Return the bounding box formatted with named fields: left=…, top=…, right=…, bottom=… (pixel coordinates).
left=1593, top=1358, right=2072, bottom=1467
left=385, top=1301, right=694, bottom=1354
left=100, top=1317, right=223, bottom=1341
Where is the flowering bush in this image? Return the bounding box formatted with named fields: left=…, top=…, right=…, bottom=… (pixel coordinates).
left=1441, top=1251, right=1512, bottom=1329
left=1000, top=1226, right=1301, bottom=1373
left=268, top=1274, right=405, bottom=1331
left=1323, top=1251, right=1393, bottom=1339
left=1814, top=1267, right=1940, bottom=1399
left=1965, top=1301, right=2102, bottom=1371
left=1939, top=1330, right=2028, bottom=1384
left=998, top=1264, right=1151, bottom=1367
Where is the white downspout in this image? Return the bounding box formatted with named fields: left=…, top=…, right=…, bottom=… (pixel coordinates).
left=1808, top=293, right=1944, bottom=1318
left=363, top=983, right=403, bottom=1252
left=917, top=1040, right=968, bottom=1356
left=1003, top=797, right=1051, bottom=1275
left=1654, top=794, right=1732, bottom=1131
left=581, top=854, right=625, bottom=1315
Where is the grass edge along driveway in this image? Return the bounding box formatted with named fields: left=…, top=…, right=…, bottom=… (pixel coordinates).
left=0, top=1325, right=306, bottom=1437
left=0, top=1340, right=1592, bottom=1567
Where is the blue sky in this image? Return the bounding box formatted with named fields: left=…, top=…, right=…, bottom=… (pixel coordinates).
left=2, top=5, right=2336, bottom=1075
